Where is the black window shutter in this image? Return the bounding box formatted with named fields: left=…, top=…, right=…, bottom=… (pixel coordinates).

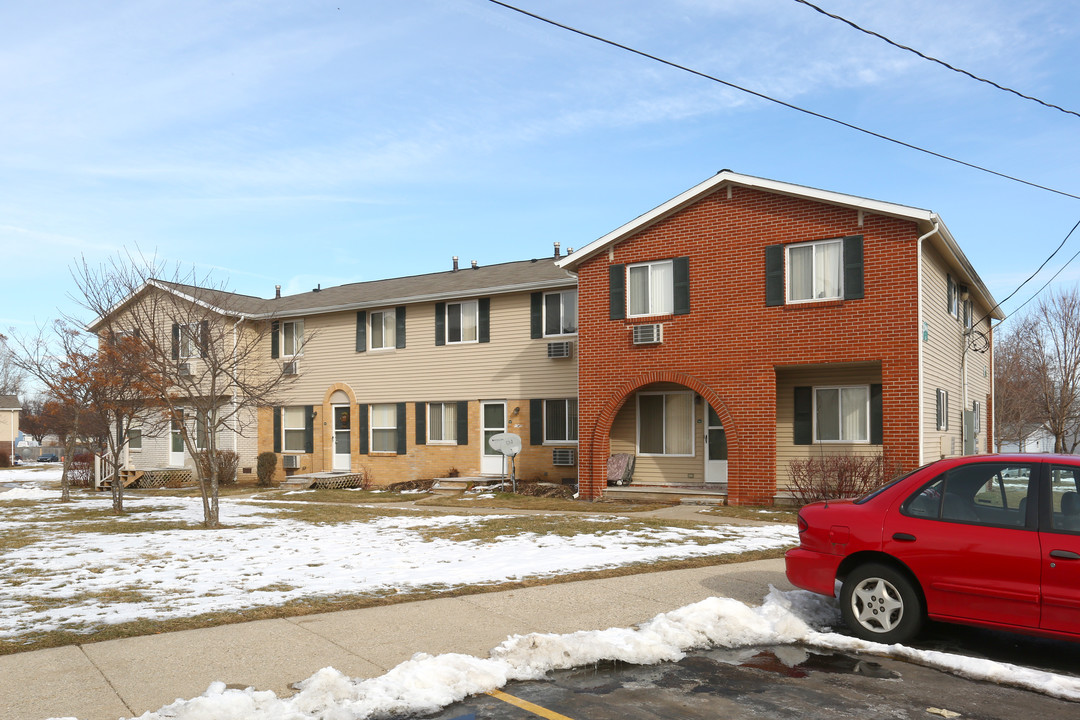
left=171, top=323, right=180, bottom=360
left=673, top=256, right=690, bottom=315
left=271, top=321, right=280, bottom=359
left=273, top=406, right=282, bottom=453
left=396, top=306, right=407, bottom=349
left=530, top=399, right=544, bottom=445
left=355, top=311, right=366, bottom=353
left=435, top=303, right=446, bottom=346
left=415, top=402, right=426, bottom=445
left=396, top=402, right=407, bottom=455
left=765, top=245, right=784, bottom=307
left=303, top=405, right=314, bottom=453
left=478, top=298, right=490, bottom=343
left=530, top=292, right=543, bottom=339
left=946, top=275, right=954, bottom=315
left=456, top=401, right=469, bottom=445
left=199, top=320, right=210, bottom=358
left=609, top=264, right=626, bottom=320
left=870, top=384, right=883, bottom=445
left=843, top=236, right=864, bottom=300
left=357, top=403, right=369, bottom=454
left=793, top=386, right=813, bottom=445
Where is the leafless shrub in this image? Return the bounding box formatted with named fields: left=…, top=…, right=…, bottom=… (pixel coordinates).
left=195, top=450, right=239, bottom=486
left=787, top=453, right=902, bottom=505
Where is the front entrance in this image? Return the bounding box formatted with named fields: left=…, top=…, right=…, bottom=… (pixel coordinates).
left=480, top=400, right=507, bottom=475
left=169, top=414, right=185, bottom=467
left=705, top=405, right=728, bottom=486
left=332, top=404, right=351, bottom=471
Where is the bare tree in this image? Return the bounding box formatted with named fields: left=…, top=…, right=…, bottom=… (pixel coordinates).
left=71, top=253, right=292, bottom=528
left=1023, top=288, right=1080, bottom=453
left=993, top=317, right=1044, bottom=451
left=0, top=333, right=26, bottom=396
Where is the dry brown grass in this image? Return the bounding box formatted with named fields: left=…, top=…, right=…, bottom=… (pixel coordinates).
left=415, top=492, right=669, bottom=513
left=702, top=505, right=799, bottom=524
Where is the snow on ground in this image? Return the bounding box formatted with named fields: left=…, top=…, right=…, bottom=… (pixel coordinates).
left=54, top=589, right=1078, bottom=720
left=0, top=468, right=796, bottom=642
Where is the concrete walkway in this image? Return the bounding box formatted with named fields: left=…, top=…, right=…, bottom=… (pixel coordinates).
left=0, top=559, right=792, bottom=720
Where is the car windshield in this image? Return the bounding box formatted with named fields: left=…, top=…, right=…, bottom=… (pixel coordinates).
left=853, top=463, right=935, bottom=505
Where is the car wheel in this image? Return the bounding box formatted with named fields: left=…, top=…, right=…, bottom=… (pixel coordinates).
left=840, top=562, right=923, bottom=644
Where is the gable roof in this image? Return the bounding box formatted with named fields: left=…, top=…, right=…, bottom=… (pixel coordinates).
left=91, top=258, right=575, bottom=329
left=0, top=395, right=19, bottom=410
left=558, top=170, right=1003, bottom=321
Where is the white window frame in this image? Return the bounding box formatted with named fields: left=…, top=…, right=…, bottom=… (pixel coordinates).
left=973, top=400, right=982, bottom=433
left=936, top=389, right=949, bottom=431
left=369, top=309, right=396, bottom=351
left=636, top=391, right=695, bottom=457
left=812, top=385, right=870, bottom=444
left=543, top=398, right=578, bottom=444
left=370, top=403, right=398, bottom=453
left=283, top=406, right=307, bottom=453
left=627, top=260, right=674, bottom=318
left=178, top=323, right=202, bottom=359
left=543, top=290, right=578, bottom=337
left=786, top=238, right=843, bottom=304
left=281, top=320, right=304, bottom=357
left=446, top=300, right=479, bottom=344
left=127, top=428, right=142, bottom=450
left=427, top=402, right=457, bottom=444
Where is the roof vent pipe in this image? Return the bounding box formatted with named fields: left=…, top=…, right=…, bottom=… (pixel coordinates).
left=567, top=247, right=573, bottom=255
left=452, top=256, right=459, bottom=272
left=275, top=285, right=281, bottom=299
left=471, top=260, right=478, bottom=269
left=554, top=241, right=561, bottom=259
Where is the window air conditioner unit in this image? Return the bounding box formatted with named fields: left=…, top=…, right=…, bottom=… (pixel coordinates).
left=282, top=455, right=300, bottom=469
left=547, top=341, right=574, bottom=359
left=632, top=324, right=662, bottom=345
left=552, top=448, right=577, bottom=466
left=283, top=360, right=298, bottom=375
left=177, top=362, right=192, bottom=377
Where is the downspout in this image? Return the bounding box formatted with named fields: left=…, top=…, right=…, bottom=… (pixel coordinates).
left=917, top=219, right=942, bottom=466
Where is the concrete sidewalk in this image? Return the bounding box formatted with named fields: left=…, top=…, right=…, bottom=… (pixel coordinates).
left=0, top=558, right=792, bottom=720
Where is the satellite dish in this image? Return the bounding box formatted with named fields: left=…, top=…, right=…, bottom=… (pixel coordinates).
left=488, top=432, right=522, bottom=457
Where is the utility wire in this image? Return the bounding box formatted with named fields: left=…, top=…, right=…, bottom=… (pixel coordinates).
left=488, top=0, right=1080, bottom=203
left=791, top=0, right=1080, bottom=120
left=992, top=218, right=1080, bottom=327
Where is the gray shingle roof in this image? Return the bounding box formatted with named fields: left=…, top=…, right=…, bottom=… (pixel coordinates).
left=0, top=395, right=19, bottom=410
left=154, top=258, right=576, bottom=320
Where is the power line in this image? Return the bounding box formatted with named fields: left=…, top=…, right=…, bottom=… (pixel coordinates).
left=487, top=0, right=1080, bottom=203
left=992, top=218, right=1080, bottom=327
left=791, top=0, right=1080, bottom=120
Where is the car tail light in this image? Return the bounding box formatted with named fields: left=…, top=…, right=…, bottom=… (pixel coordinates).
left=797, top=513, right=808, bottom=534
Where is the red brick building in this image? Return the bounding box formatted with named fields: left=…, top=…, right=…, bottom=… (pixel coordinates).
left=559, top=171, right=1000, bottom=504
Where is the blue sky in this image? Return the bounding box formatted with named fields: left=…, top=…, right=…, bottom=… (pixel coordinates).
left=2, top=0, right=1079, bottom=333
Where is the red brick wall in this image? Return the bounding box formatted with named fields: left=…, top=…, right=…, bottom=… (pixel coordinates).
left=576, top=186, right=922, bottom=504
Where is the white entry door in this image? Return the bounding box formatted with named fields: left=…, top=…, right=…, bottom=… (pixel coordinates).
left=480, top=401, right=507, bottom=476
left=169, top=414, right=185, bottom=467
left=332, top=404, right=351, bottom=471
left=704, top=405, right=728, bottom=485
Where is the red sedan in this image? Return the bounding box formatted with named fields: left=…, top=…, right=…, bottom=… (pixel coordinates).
left=785, top=454, right=1080, bottom=643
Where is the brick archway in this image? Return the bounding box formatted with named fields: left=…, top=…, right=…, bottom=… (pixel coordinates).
left=321, top=383, right=357, bottom=471
left=580, top=370, right=737, bottom=500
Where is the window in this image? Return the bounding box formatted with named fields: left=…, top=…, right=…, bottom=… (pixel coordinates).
left=787, top=239, right=842, bottom=302
left=127, top=428, right=142, bottom=450
left=814, top=386, right=869, bottom=443
left=627, top=261, right=673, bottom=317
left=963, top=299, right=973, bottom=329
left=637, top=392, right=693, bottom=456
left=1050, top=466, right=1080, bottom=533
left=281, top=320, right=304, bottom=357
left=369, top=310, right=396, bottom=350
left=936, top=389, right=949, bottom=431
left=544, top=290, right=577, bottom=336
left=544, top=399, right=578, bottom=443
left=447, top=301, right=478, bottom=344
left=428, top=402, right=458, bottom=443
left=283, top=406, right=307, bottom=452
left=178, top=323, right=203, bottom=359
left=371, top=404, right=397, bottom=452
left=904, top=463, right=1033, bottom=528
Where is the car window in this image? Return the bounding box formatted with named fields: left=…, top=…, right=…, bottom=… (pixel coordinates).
left=902, top=463, right=1033, bottom=528
left=1049, top=466, right=1080, bottom=533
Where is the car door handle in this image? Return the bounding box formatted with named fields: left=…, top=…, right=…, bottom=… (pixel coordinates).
left=892, top=533, right=917, bottom=542
left=1050, top=550, right=1080, bottom=560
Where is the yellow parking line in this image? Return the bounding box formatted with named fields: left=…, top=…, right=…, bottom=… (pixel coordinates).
left=486, top=689, right=577, bottom=720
